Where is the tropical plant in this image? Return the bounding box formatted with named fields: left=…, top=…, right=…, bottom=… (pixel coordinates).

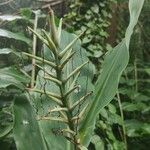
left=0, top=0, right=145, bottom=149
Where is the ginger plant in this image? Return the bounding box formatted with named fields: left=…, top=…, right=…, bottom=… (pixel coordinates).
left=23, top=7, right=93, bottom=150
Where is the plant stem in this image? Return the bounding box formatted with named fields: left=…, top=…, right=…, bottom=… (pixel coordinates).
left=54, top=54, right=79, bottom=150
left=117, top=91, right=128, bottom=150
left=31, top=12, right=38, bottom=88
left=134, top=57, right=138, bottom=92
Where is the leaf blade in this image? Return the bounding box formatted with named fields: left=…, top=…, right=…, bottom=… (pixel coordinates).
left=79, top=0, right=145, bottom=146
left=13, top=94, right=47, bottom=150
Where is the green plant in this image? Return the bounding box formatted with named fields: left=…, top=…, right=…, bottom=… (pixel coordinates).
left=0, top=0, right=145, bottom=149
left=111, top=1, right=150, bottom=149
left=65, top=0, right=116, bottom=74
left=0, top=8, right=36, bottom=149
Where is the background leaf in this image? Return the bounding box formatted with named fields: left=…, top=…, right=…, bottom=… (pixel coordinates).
left=0, top=48, right=20, bottom=58
left=0, top=29, right=31, bottom=45
left=0, top=67, right=30, bottom=89
left=13, top=94, right=47, bottom=150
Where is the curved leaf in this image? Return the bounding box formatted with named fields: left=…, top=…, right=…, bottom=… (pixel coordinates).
left=0, top=48, right=20, bottom=58
left=0, top=15, right=22, bottom=21
left=13, top=94, right=47, bottom=150
left=0, top=67, right=30, bottom=89
left=0, top=29, right=31, bottom=45
left=79, top=0, right=145, bottom=146
left=91, top=135, right=104, bottom=150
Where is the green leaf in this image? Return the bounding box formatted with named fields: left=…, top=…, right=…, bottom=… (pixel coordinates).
left=122, top=102, right=147, bottom=112
left=0, top=15, right=22, bottom=21
left=0, top=48, right=20, bottom=58
left=91, top=135, right=104, bottom=150
left=20, top=8, right=32, bottom=19
left=144, top=68, right=150, bottom=75
left=0, top=67, right=30, bottom=89
left=13, top=94, right=47, bottom=150
left=125, top=120, right=150, bottom=137
left=33, top=71, right=70, bottom=150
left=0, top=110, right=13, bottom=139
left=32, top=30, right=94, bottom=150
left=0, top=29, right=31, bottom=45
left=79, top=0, right=145, bottom=146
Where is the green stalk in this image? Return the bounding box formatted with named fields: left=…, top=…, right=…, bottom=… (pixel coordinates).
left=55, top=60, right=79, bottom=150
left=117, top=91, right=127, bottom=150
left=52, top=45, right=80, bottom=149
left=31, top=11, right=39, bottom=88
left=134, top=57, right=138, bottom=92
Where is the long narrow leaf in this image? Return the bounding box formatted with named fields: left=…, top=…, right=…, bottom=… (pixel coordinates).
left=79, top=0, right=145, bottom=146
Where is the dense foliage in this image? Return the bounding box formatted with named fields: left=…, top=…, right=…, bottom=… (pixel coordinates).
left=65, top=0, right=116, bottom=74
left=0, top=0, right=148, bottom=150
